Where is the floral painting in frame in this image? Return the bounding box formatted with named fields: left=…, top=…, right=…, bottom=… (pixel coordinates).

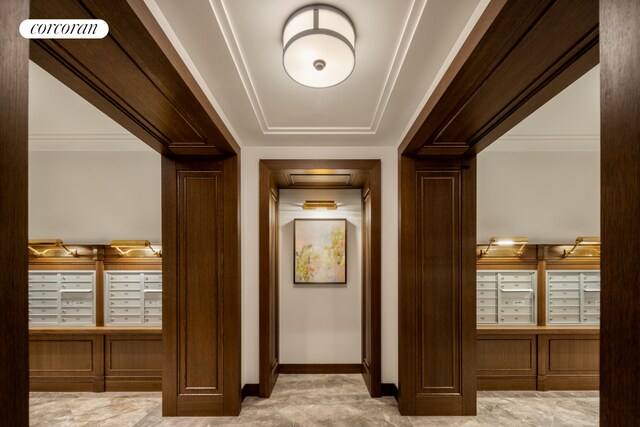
left=294, top=219, right=347, bottom=284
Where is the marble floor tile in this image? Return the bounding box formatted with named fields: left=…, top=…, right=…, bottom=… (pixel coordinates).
left=29, top=375, right=598, bottom=426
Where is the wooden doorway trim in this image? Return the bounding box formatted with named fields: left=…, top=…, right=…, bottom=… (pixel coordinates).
left=600, top=0, right=640, bottom=423
left=26, top=0, right=242, bottom=417
left=0, top=0, right=29, bottom=423
left=259, top=159, right=381, bottom=398
left=398, top=0, right=599, bottom=416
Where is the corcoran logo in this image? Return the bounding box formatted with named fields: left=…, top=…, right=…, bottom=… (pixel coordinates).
left=19, top=19, right=108, bottom=39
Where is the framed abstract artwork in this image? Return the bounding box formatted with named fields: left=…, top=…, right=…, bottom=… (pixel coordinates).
left=294, top=219, right=347, bottom=284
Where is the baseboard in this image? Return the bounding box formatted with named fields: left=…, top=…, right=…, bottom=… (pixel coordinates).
left=478, top=376, right=538, bottom=391
left=279, top=364, right=362, bottom=374
left=537, top=375, right=599, bottom=391
left=381, top=383, right=398, bottom=400
left=242, top=383, right=260, bottom=400
left=30, top=377, right=100, bottom=392
left=105, top=378, right=162, bottom=392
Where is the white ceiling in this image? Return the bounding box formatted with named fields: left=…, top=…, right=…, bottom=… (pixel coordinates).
left=27, top=1, right=600, bottom=152
left=148, top=0, right=486, bottom=146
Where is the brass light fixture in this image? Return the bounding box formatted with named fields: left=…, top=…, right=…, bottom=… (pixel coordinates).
left=28, top=239, right=77, bottom=257
left=302, top=200, right=338, bottom=210
left=479, top=236, right=528, bottom=257
left=564, top=236, right=600, bottom=257
left=111, top=240, right=161, bottom=257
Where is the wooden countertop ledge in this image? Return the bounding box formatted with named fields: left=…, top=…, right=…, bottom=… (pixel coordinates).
left=29, top=326, right=162, bottom=335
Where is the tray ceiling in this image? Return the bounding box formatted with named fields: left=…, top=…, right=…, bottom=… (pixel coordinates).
left=148, top=0, right=486, bottom=146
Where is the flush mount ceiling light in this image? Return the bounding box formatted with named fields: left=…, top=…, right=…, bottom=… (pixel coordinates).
left=283, top=4, right=355, bottom=88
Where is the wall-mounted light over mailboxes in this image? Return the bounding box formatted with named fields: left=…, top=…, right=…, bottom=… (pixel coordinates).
left=302, top=200, right=338, bottom=210
left=28, top=239, right=77, bottom=257
left=564, top=236, right=600, bottom=257
left=111, top=240, right=161, bottom=257
left=479, top=236, right=528, bottom=257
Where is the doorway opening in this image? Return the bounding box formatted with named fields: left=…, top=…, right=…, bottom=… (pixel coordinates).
left=259, top=160, right=381, bottom=398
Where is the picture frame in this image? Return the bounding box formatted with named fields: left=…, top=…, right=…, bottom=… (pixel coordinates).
left=293, top=219, right=347, bottom=284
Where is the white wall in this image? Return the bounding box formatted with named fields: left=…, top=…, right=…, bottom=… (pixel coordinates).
left=279, top=189, right=362, bottom=363
left=29, top=151, right=161, bottom=243
left=477, top=150, right=600, bottom=243
left=242, top=146, right=398, bottom=385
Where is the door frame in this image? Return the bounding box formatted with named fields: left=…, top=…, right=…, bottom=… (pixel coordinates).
left=24, top=0, right=243, bottom=417
left=397, top=0, right=599, bottom=416
left=259, top=159, right=382, bottom=397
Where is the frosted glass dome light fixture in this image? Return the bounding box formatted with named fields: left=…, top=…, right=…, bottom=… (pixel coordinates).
left=283, top=4, right=355, bottom=88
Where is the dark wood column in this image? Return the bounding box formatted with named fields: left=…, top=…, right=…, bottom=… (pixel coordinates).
left=362, top=162, right=381, bottom=397
left=600, top=0, right=640, bottom=424
left=398, top=155, right=476, bottom=415
left=162, top=156, right=241, bottom=416
left=259, top=161, right=279, bottom=397
left=0, top=0, right=29, bottom=424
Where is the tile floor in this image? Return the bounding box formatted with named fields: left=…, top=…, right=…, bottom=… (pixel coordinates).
left=29, top=374, right=599, bottom=426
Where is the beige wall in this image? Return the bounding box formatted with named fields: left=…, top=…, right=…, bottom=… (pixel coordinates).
left=477, top=150, right=600, bottom=244
left=279, top=189, right=362, bottom=364
left=28, top=150, right=161, bottom=244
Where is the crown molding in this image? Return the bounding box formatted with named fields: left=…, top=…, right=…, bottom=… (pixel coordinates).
left=209, top=0, right=427, bottom=135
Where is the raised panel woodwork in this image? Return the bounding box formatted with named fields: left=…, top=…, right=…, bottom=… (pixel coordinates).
left=477, top=338, right=535, bottom=371
left=30, top=340, right=94, bottom=372
left=538, top=334, right=599, bottom=391
left=178, top=171, right=223, bottom=393
left=477, top=329, right=599, bottom=391
left=259, top=161, right=279, bottom=397
left=163, top=158, right=241, bottom=416
left=0, top=0, right=29, bottom=420
left=548, top=339, right=599, bottom=371
left=107, top=338, right=162, bottom=371
left=361, top=161, right=381, bottom=397
left=105, top=335, right=162, bottom=391
left=259, top=161, right=280, bottom=398
left=477, top=334, right=537, bottom=391
left=29, top=329, right=162, bottom=393
left=29, top=334, right=104, bottom=392
left=400, top=156, right=476, bottom=415
left=417, top=171, right=460, bottom=393
left=29, top=0, right=238, bottom=156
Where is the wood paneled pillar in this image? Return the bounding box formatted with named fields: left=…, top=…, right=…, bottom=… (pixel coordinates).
left=601, top=0, right=640, bottom=423
left=398, top=155, right=476, bottom=415
left=162, top=156, right=241, bottom=416
left=259, top=161, right=279, bottom=398
left=0, top=0, right=29, bottom=424
left=362, top=162, right=381, bottom=397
